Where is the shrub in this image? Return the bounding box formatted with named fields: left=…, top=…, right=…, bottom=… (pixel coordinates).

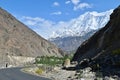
left=35, top=68, right=44, bottom=75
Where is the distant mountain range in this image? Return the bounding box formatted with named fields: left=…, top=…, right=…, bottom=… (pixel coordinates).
left=50, top=30, right=96, bottom=52
left=49, top=9, right=113, bottom=52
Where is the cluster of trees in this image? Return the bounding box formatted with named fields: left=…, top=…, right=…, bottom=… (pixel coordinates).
left=35, top=54, right=73, bottom=66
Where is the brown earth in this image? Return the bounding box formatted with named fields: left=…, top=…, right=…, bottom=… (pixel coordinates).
left=0, top=7, right=63, bottom=67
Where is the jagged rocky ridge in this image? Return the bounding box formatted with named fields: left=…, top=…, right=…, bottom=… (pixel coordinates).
left=72, top=6, right=120, bottom=77
left=0, top=7, right=63, bottom=66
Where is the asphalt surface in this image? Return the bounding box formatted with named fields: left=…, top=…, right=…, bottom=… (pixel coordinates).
left=0, top=67, right=51, bottom=80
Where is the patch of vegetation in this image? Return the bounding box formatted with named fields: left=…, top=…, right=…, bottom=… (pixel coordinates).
left=35, top=68, right=44, bottom=75
left=112, top=48, right=120, bottom=55
left=35, top=54, right=73, bottom=66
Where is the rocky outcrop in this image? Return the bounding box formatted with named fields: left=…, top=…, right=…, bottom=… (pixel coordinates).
left=72, top=6, right=120, bottom=76
left=0, top=7, right=63, bottom=67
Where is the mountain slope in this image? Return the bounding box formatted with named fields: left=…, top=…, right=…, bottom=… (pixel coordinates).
left=0, top=7, right=63, bottom=60
left=72, top=6, right=120, bottom=76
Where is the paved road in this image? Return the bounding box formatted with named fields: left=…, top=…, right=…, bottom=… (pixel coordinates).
left=0, top=68, right=51, bottom=80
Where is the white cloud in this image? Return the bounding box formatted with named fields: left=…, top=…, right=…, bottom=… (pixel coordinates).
left=71, top=0, right=80, bottom=5
left=53, top=2, right=60, bottom=6
left=70, top=0, right=92, bottom=11
left=20, top=16, right=45, bottom=26
left=51, top=11, right=62, bottom=15
left=19, top=16, right=56, bottom=39
left=65, top=1, right=71, bottom=4
left=74, top=3, right=92, bottom=10
left=20, top=16, right=55, bottom=28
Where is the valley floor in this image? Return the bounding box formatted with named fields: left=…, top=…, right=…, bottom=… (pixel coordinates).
left=22, top=66, right=120, bottom=80
left=22, top=66, right=76, bottom=80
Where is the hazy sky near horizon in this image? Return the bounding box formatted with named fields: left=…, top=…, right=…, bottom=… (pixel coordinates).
left=0, top=0, right=120, bottom=38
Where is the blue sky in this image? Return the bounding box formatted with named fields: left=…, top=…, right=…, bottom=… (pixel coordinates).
left=0, top=0, right=120, bottom=39
left=0, top=0, right=120, bottom=22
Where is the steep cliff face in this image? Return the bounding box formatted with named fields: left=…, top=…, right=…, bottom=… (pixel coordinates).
left=0, top=7, right=63, bottom=61
left=72, top=6, right=120, bottom=65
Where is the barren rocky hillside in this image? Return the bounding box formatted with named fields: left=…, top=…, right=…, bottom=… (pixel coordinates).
left=0, top=7, right=63, bottom=67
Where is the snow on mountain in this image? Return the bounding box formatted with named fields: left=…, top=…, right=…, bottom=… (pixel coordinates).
left=18, top=9, right=113, bottom=52
left=19, top=9, right=113, bottom=39
left=50, top=9, right=113, bottom=38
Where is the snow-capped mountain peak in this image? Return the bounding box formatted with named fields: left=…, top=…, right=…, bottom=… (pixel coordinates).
left=50, top=9, right=113, bottom=38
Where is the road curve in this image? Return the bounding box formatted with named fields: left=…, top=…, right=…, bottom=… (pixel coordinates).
left=0, top=67, right=51, bottom=80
